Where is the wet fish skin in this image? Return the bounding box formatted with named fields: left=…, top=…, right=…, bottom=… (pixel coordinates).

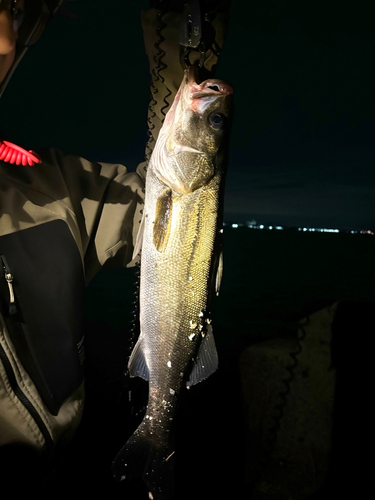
left=112, top=67, right=233, bottom=498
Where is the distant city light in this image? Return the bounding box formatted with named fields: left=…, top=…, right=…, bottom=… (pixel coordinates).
left=298, top=227, right=340, bottom=233
left=226, top=220, right=372, bottom=235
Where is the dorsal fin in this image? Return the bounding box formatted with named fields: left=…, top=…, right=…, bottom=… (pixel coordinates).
left=132, top=213, right=145, bottom=260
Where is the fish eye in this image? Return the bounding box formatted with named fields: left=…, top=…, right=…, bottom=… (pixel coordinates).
left=209, top=113, right=224, bottom=129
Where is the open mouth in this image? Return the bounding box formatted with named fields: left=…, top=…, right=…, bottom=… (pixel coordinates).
left=187, top=65, right=233, bottom=99
left=190, top=86, right=231, bottom=100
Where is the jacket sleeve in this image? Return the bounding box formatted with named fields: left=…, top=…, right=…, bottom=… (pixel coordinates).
left=41, top=149, right=145, bottom=284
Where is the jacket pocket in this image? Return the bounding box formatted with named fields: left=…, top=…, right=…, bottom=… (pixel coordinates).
left=0, top=323, right=54, bottom=451
left=0, top=220, right=85, bottom=416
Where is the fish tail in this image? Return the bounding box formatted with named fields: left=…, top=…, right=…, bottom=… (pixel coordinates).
left=111, top=420, right=175, bottom=499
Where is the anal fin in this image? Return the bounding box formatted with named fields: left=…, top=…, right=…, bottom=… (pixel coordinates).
left=186, top=325, right=218, bottom=387
left=128, top=336, right=150, bottom=381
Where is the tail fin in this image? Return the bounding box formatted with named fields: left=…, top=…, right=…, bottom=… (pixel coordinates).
left=111, top=420, right=175, bottom=499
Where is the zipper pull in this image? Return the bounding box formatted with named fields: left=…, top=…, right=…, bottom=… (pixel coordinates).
left=0, top=255, right=17, bottom=315
left=5, top=272, right=17, bottom=315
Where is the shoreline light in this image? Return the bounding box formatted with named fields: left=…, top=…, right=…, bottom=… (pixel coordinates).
left=226, top=221, right=372, bottom=235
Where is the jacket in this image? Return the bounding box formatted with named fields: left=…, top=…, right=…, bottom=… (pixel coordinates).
left=0, top=147, right=144, bottom=456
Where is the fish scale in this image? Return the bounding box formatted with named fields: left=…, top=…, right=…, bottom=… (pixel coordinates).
left=112, top=67, right=233, bottom=499
left=141, top=176, right=216, bottom=389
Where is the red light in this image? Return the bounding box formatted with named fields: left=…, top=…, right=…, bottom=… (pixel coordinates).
left=0, top=141, right=42, bottom=167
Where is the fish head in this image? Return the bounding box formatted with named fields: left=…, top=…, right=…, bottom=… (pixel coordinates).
left=152, top=65, right=233, bottom=194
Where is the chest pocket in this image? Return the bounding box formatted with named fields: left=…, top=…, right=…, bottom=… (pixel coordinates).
left=0, top=220, right=85, bottom=415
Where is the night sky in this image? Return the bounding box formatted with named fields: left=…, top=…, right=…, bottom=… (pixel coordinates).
left=1, top=0, right=375, bottom=230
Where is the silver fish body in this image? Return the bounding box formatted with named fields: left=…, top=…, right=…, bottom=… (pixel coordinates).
left=112, top=67, right=233, bottom=498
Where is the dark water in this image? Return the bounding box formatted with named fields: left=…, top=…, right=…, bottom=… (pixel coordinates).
left=215, top=227, right=375, bottom=343
left=38, top=228, right=374, bottom=498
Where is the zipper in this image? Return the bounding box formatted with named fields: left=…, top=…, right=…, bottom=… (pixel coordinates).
left=0, top=254, right=54, bottom=452
left=0, top=255, right=17, bottom=315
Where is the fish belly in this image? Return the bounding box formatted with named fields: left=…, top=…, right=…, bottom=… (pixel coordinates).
left=139, top=168, right=221, bottom=397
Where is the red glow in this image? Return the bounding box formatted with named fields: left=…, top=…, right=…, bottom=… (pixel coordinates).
left=0, top=141, right=42, bottom=167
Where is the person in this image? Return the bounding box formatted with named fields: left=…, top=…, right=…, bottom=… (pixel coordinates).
left=0, top=0, right=230, bottom=488
left=0, top=0, right=18, bottom=83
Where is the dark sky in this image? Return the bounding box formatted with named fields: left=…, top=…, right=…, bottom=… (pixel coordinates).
left=1, top=0, right=375, bottom=230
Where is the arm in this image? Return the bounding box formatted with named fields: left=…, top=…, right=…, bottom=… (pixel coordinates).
left=0, top=147, right=144, bottom=283
left=43, top=149, right=145, bottom=283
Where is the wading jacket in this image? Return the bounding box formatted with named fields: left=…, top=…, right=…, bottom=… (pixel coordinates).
left=0, top=147, right=144, bottom=457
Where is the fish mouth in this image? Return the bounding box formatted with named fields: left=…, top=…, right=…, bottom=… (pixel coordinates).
left=186, top=65, right=233, bottom=100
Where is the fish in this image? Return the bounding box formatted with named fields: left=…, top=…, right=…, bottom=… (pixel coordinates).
left=111, top=66, right=233, bottom=499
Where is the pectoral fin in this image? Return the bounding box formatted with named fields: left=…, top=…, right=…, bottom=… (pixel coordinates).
left=186, top=325, right=218, bottom=387
left=153, top=189, right=173, bottom=253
